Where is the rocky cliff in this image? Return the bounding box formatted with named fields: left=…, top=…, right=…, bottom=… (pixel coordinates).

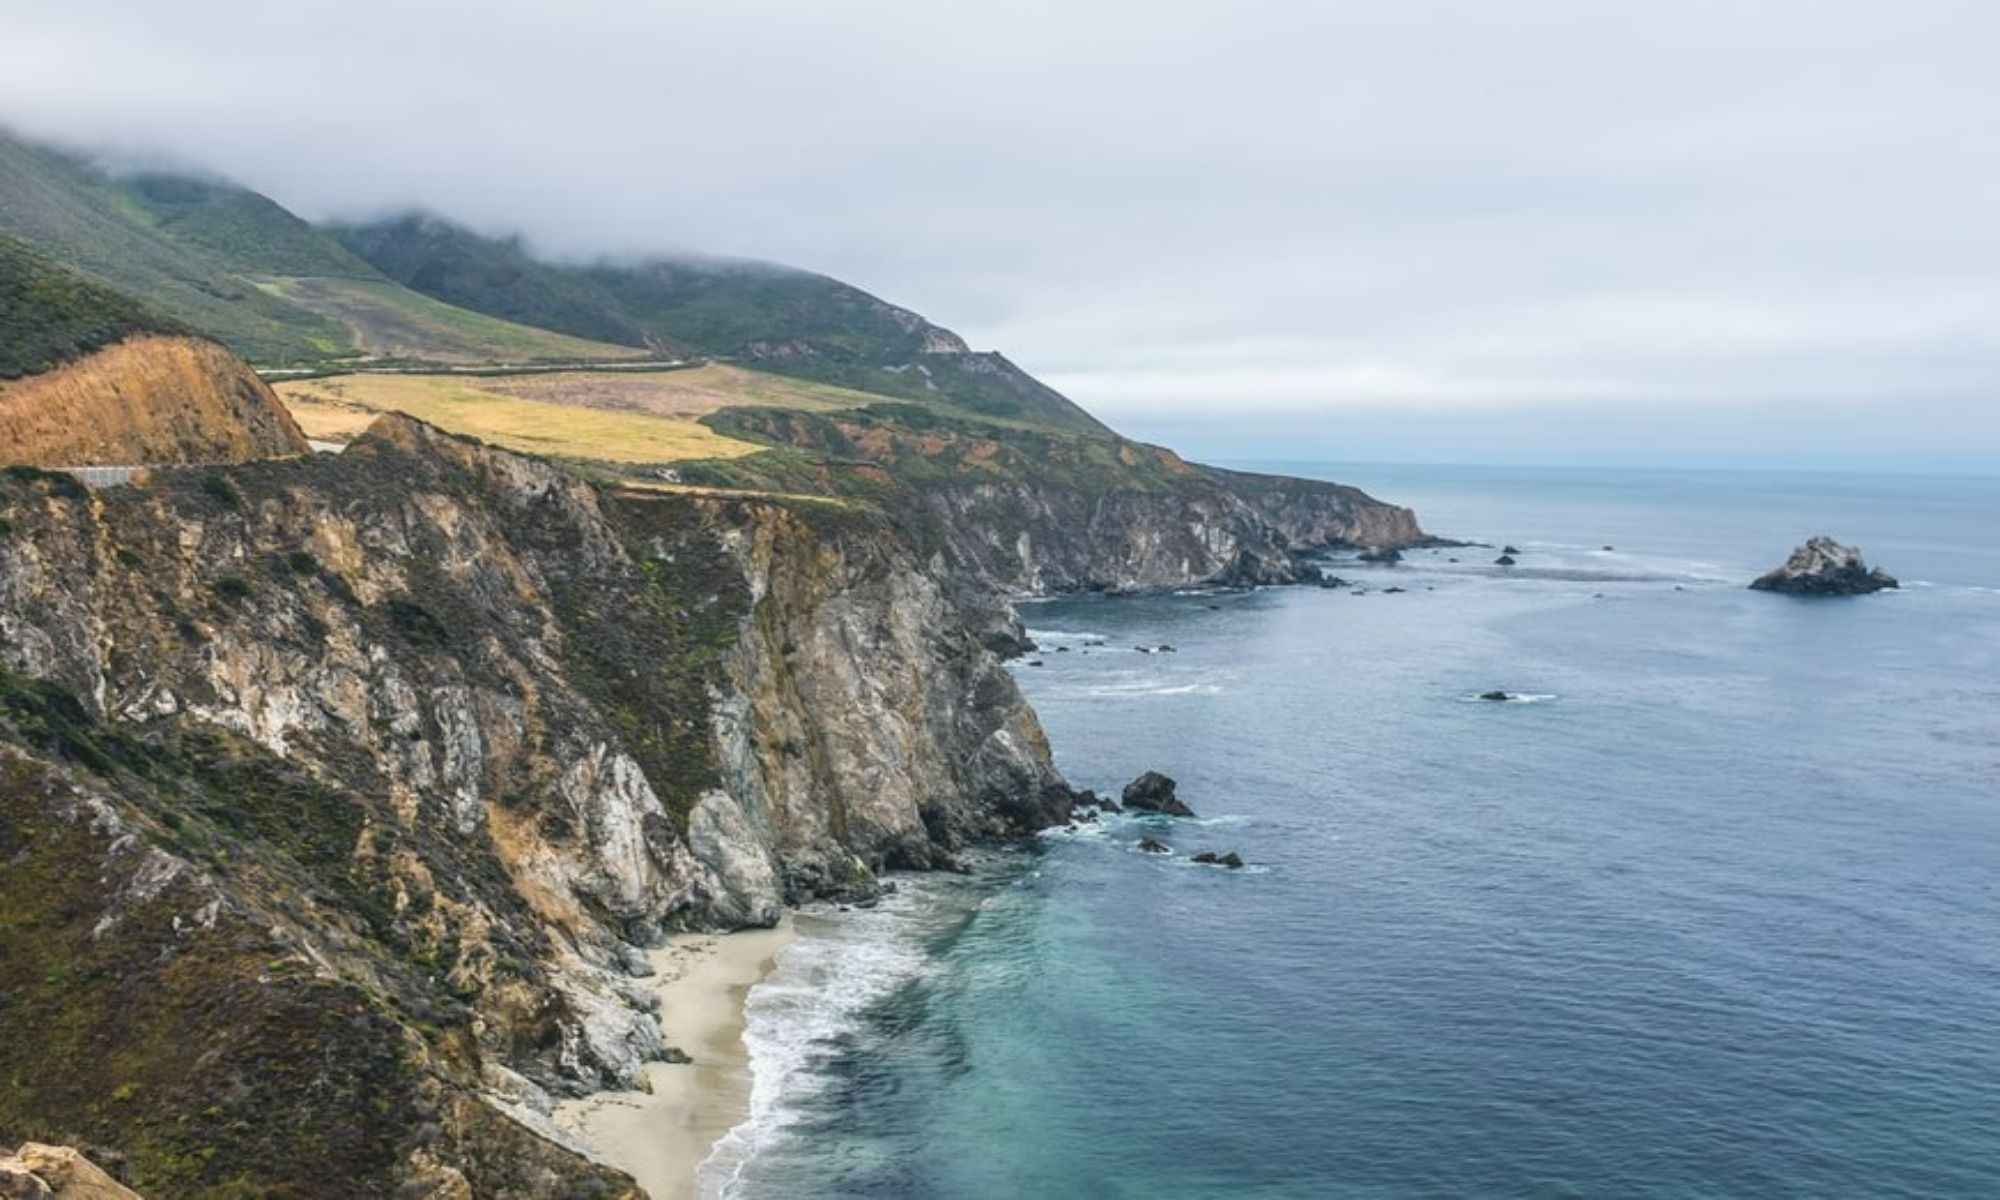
left=0, top=335, right=309, bottom=466
left=690, top=404, right=1426, bottom=596
left=0, top=415, right=1072, bottom=1196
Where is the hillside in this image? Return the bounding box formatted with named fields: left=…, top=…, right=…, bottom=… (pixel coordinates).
left=0, top=130, right=647, bottom=367
left=332, top=214, right=1115, bottom=435
left=0, top=238, right=309, bottom=465
left=0, top=233, right=185, bottom=378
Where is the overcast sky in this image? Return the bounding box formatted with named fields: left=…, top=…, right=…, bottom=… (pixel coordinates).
left=5, top=1, right=1997, bottom=468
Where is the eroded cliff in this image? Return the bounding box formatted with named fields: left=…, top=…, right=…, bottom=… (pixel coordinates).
left=691, top=403, right=1427, bottom=595
left=0, top=416, right=1070, bottom=1196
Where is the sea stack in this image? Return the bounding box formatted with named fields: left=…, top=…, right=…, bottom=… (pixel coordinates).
left=1750, top=537, right=1898, bottom=595
left=1122, top=771, right=1196, bottom=817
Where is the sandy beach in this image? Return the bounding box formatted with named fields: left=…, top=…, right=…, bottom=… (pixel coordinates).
left=555, top=916, right=797, bottom=1200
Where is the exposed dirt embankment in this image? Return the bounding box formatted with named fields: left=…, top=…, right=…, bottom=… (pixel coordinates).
left=0, top=335, right=308, bottom=466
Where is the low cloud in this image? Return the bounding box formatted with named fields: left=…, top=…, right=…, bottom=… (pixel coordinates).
left=4, top=0, right=1996, bottom=465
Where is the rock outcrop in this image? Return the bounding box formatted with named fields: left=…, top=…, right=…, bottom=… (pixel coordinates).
left=1121, top=771, right=1195, bottom=817
left=0, top=336, right=309, bottom=466
left=1750, top=537, right=1898, bottom=595
left=0, top=1145, right=141, bottom=1199
left=0, top=413, right=1074, bottom=1196
left=694, top=406, right=1426, bottom=596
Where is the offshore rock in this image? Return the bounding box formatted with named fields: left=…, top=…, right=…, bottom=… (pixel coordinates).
left=1749, top=537, right=1898, bottom=595
left=1122, top=771, right=1195, bottom=817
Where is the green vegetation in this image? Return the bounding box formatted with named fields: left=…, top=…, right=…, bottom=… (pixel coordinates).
left=0, top=130, right=359, bottom=364
left=253, top=276, right=647, bottom=364
left=0, top=233, right=184, bottom=378
left=0, top=130, right=647, bottom=368
left=333, top=213, right=1114, bottom=434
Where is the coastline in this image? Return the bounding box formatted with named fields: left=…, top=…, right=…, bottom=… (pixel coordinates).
left=554, top=916, right=798, bottom=1200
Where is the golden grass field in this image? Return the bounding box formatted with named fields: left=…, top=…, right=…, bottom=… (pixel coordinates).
left=274, top=364, right=882, bottom=465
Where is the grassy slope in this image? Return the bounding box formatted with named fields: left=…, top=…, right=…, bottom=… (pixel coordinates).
left=0, top=234, right=185, bottom=379
left=254, top=277, right=646, bottom=364
left=0, top=132, right=360, bottom=363
left=333, top=214, right=1116, bottom=435
left=0, top=131, right=649, bottom=367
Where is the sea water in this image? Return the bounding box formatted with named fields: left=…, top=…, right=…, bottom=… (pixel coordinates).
left=706, top=464, right=2000, bottom=1198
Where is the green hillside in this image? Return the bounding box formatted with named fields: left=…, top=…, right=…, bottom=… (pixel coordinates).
left=0, top=233, right=185, bottom=379
left=0, top=130, right=646, bottom=367
left=334, top=214, right=1115, bottom=435
left=0, top=131, right=360, bottom=363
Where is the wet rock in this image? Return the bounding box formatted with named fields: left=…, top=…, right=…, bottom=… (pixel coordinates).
left=1494, top=554, right=1516, bottom=566
left=1749, top=536, right=1898, bottom=595
left=1383, top=587, right=1407, bottom=594
left=1191, top=850, right=1246, bottom=868
left=1156, top=644, right=1177, bottom=653
left=1122, top=771, right=1195, bottom=817
left=1602, top=545, right=1615, bottom=551
left=1479, top=690, right=1512, bottom=701
left=1357, top=547, right=1403, bottom=564
left=1137, top=837, right=1171, bottom=854
left=1502, top=545, right=1522, bottom=555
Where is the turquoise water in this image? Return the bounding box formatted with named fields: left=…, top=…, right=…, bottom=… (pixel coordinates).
left=711, top=465, right=2000, bottom=1198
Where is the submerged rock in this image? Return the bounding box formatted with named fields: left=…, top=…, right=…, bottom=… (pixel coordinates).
left=1750, top=536, right=1899, bottom=595
left=1122, top=771, right=1196, bottom=817
left=1191, top=850, right=1246, bottom=868
left=1502, top=545, right=1522, bottom=555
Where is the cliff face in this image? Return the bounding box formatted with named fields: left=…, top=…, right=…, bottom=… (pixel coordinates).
left=0, top=416, right=1070, bottom=1196
left=0, top=335, right=310, bottom=466
left=695, top=405, right=1426, bottom=596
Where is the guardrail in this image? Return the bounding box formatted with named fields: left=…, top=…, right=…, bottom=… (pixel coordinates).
left=53, top=466, right=146, bottom=488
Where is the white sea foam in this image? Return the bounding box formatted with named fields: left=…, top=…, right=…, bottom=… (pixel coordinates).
left=1024, top=628, right=1109, bottom=643
left=699, top=884, right=955, bottom=1198
left=1086, top=679, right=1223, bottom=698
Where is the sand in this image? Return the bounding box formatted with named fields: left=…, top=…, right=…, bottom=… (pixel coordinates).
left=555, top=917, right=797, bottom=1200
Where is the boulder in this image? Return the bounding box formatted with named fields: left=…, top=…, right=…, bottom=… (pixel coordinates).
left=0, top=1147, right=140, bottom=1200
left=1479, top=690, right=1511, bottom=701
left=1502, top=545, right=1522, bottom=555
left=0, top=1161, right=51, bottom=1200
left=1749, top=536, right=1898, bottom=596
left=1357, top=547, right=1403, bottom=564
left=1494, top=554, right=1516, bottom=566
left=1191, top=850, right=1246, bottom=868
left=1137, top=837, right=1171, bottom=854
left=1122, top=771, right=1195, bottom=817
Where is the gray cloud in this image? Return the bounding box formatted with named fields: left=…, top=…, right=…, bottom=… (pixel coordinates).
left=4, top=0, right=1997, bottom=466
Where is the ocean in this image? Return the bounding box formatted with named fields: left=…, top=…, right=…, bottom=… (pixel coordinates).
left=704, top=463, right=2000, bottom=1198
